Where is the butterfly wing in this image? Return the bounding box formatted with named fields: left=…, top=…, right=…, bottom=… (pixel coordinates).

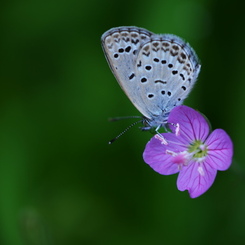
left=101, top=26, right=154, bottom=119
left=101, top=27, right=201, bottom=128
left=134, top=33, right=201, bottom=126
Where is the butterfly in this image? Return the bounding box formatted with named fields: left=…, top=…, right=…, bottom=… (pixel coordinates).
left=101, top=26, right=201, bottom=132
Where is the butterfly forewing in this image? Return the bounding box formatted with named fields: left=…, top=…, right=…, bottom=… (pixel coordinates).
left=101, top=27, right=153, bottom=118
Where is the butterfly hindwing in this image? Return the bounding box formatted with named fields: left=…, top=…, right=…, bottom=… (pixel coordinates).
left=135, top=34, right=201, bottom=121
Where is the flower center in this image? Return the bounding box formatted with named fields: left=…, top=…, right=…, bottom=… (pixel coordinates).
left=188, top=140, right=208, bottom=160
left=165, top=140, right=208, bottom=171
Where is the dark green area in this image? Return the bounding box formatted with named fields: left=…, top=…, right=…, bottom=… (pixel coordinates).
left=0, top=0, right=244, bottom=244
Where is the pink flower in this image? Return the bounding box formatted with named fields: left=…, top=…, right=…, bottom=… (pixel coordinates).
left=143, top=105, right=233, bottom=198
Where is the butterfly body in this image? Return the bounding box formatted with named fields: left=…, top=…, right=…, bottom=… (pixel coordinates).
left=101, top=26, right=201, bottom=129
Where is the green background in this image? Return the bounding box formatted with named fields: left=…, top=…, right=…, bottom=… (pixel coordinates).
left=0, top=0, right=244, bottom=244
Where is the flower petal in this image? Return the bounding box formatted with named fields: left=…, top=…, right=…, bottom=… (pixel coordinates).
left=143, top=133, right=185, bottom=175
left=205, top=129, right=233, bottom=170
left=177, top=161, right=217, bottom=198
left=168, top=105, right=210, bottom=142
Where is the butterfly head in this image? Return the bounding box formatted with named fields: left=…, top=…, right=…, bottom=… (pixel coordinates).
left=141, top=113, right=169, bottom=132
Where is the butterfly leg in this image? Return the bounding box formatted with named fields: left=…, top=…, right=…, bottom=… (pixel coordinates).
left=154, top=125, right=168, bottom=145
left=168, top=123, right=180, bottom=136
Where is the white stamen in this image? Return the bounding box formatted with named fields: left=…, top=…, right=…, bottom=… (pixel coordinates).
left=197, top=165, right=205, bottom=176
left=154, top=134, right=168, bottom=145
left=169, top=123, right=180, bottom=136
left=166, top=150, right=178, bottom=156
left=196, top=156, right=206, bottom=163
left=175, top=123, right=180, bottom=136
left=199, top=144, right=206, bottom=151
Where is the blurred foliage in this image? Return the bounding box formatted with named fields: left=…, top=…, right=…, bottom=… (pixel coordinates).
left=0, top=0, right=244, bottom=244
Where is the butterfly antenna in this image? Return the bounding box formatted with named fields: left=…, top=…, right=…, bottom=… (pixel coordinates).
left=109, top=120, right=142, bottom=144
left=108, top=116, right=142, bottom=122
